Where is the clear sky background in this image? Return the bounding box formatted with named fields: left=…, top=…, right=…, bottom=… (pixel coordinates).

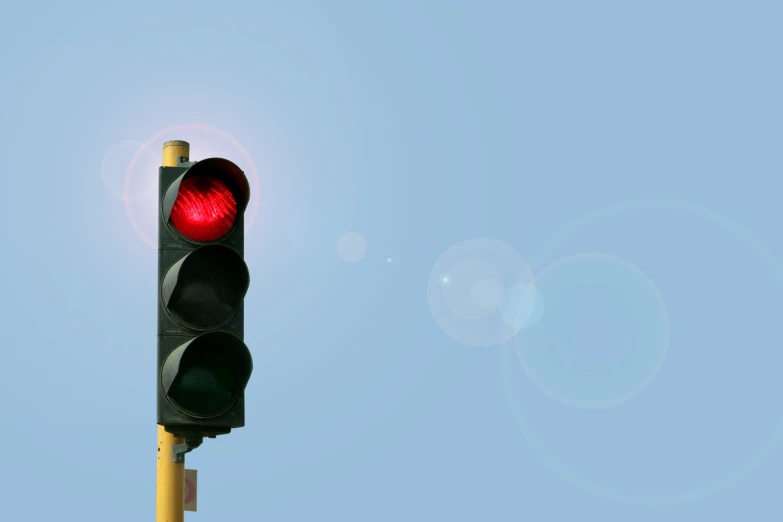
left=2, top=1, right=782, bottom=521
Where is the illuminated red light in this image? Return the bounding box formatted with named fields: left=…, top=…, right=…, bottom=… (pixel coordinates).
left=170, top=176, right=238, bottom=242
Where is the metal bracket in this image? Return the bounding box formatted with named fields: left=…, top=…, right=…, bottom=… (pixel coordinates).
left=177, top=156, right=197, bottom=168
left=173, top=437, right=203, bottom=463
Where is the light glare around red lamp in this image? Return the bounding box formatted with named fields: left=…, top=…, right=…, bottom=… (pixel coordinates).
left=170, top=176, right=237, bottom=242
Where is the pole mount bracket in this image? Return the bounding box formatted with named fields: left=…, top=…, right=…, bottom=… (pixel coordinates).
left=173, top=437, right=203, bottom=463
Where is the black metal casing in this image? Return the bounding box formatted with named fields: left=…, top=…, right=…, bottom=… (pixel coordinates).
left=157, top=161, right=251, bottom=439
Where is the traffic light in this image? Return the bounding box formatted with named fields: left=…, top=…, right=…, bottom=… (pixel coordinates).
left=157, top=144, right=253, bottom=440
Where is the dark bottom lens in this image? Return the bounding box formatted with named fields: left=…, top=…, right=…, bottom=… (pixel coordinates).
left=169, top=352, right=237, bottom=416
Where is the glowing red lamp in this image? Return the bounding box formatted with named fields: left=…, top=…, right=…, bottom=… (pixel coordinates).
left=170, top=176, right=238, bottom=242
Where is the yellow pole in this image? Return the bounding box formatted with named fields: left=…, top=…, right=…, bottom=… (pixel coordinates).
left=156, top=426, right=185, bottom=521
left=156, top=140, right=190, bottom=522
left=162, top=140, right=190, bottom=168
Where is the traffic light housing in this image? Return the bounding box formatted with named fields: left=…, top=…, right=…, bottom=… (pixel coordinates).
left=157, top=152, right=253, bottom=439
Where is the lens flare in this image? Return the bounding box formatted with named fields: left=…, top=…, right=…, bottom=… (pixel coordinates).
left=337, top=232, right=367, bottom=262
left=428, top=238, right=533, bottom=347
left=123, top=123, right=261, bottom=248
left=504, top=200, right=783, bottom=506
left=499, top=282, right=544, bottom=330
left=101, top=140, right=158, bottom=201
left=516, top=253, right=669, bottom=409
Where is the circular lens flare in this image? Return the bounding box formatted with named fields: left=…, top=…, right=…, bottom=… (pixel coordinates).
left=504, top=200, right=783, bottom=506
left=170, top=176, right=237, bottom=242
left=516, top=253, right=669, bottom=409
left=123, top=123, right=262, bottom=249
left=427, top=238, right=533, bottom=347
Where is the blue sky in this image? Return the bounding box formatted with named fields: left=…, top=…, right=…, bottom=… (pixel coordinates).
left=2, top=1, right=783, bottom=520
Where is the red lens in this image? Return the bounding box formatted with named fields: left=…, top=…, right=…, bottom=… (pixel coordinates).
left=170, top=176, right=238, bottom=242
